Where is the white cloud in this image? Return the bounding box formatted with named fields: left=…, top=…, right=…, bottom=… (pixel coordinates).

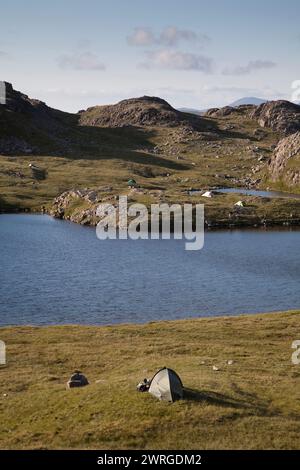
left=57, top=51, right=106, bottom=71
left=141, top=49, right=213, bottom=72
left=127, top=28, right=156, bottom=46
left=127, top=26, right=210, bottom=47
left=223, top=60, right=276, bottom=76
left=159, top=27, right=210, bottom=47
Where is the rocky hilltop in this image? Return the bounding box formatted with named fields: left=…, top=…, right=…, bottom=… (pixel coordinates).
left=205, top=100, right=300, bottom=137
left=0, top=82, right=75, bottom=154
left=269, top=131, right=300, bottom=187
left=0, top=87, right=205, bottom=154
left=78, top=96, right=203, bottom=130
left=250, top=100, right=300, bottom=135
left=2, top=81, right=46, bottom=113
left=204, top=100, right=300, bottom=189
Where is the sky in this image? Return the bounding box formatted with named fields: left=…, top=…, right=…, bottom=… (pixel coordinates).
left=0, top=0, right=300, bottom=112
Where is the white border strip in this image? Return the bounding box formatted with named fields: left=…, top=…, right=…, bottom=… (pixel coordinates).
left=0, top=81, right=6, bottom=104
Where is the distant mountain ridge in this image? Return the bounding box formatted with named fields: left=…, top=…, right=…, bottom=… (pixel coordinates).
left=228, top=97, right=267, bottom=107
left=177, top=107, right=204, bottom=116
left=178, top=97, right=267, bottom=116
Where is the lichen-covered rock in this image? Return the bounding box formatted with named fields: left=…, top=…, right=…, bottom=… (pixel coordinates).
left=269, top=131, right=300, bottom=187
left=251, top=101, right=300, bottom=135
left=49, top=188, right=108, bottom=224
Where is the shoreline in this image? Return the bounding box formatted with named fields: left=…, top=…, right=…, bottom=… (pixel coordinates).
left=2, top=180, right=300, bottom=230
left=1, top=309, right=300, bottom=330
left=2, top=208, right=300, bottom=230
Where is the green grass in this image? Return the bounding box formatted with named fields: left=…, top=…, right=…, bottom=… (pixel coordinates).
left=1, top=310, right=300, bottom=449
left=1, top=111, right=299, bottom=225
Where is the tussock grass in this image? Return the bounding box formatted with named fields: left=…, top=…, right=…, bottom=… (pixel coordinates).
left=1, top=310, right=300, bottom=449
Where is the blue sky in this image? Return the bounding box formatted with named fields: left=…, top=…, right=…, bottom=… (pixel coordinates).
left=0, top=0, right=299, bottom=111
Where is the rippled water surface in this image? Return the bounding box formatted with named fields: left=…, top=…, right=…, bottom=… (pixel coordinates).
left=0, top=214, right=299, bottom=325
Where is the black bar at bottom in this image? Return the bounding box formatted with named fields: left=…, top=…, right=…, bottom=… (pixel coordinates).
left=0, top=450, right=299, bottom=466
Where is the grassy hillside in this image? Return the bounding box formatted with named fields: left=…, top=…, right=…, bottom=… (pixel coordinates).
left=1, top=114, right=300, bottom=224
left=1, top=310, right=300, bottom=449
left=1, top=88, right=300, bottom=226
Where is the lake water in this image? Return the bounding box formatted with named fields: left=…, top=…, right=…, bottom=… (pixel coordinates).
left=0, top=214, right=299, bottom=326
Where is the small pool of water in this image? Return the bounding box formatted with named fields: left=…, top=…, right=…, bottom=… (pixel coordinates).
left=190, top=188, right=300, bottom=199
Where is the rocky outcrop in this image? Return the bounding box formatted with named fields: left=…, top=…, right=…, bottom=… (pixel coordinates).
left=206, top=100, right=300, bottom=135
left=78, top=96, right=203, bottom=130
left=205, top=104, right=255, bottom=118
left=49, top=188, right=112, bottom=225
left=0, top=82, right=75, bottom=155
left=2, top=81, right=47, bottom=114
left=269, top=132, right=300, bottom=187
left=207, top=106, right=237, bottom=117
left=250, top=100, right=300, bottom=135
left=205, top=107, right=220, bottom=117
left=1, top=82, right=73, bottom=128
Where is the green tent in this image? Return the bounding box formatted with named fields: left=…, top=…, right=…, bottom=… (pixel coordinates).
left=127, top=178, right=137, bottom=187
